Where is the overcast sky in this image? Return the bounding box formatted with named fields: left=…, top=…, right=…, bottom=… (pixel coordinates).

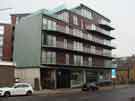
left=0, top=0, right=134, bottom=57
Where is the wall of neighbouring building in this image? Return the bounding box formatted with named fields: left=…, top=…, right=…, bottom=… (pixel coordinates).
left=0, top=62, right=15, bottom=87
left=15, top=68, right=41, bottom=90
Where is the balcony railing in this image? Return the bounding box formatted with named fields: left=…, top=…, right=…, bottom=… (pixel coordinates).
left=98, top=19, right=114, bottom=30
left=90, top=24, right=111, bottom=36
left=42, top=43, right=113, bottom=58
left=99, top=20, right=111, bottom=26
left=43, top=24, right=115, bottom=48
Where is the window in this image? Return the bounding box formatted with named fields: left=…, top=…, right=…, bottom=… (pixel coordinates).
left=46, top=35, right=56, bottom=47
left=73, top=29, right=83, bottom=38
left=66, top=54, right=69, bottom=64
left=80, top=19, right=84, bottom=29
left=88, top=57, right=92, bottom=66
left=74, top=55, right=83, bottom=65
left=42, top=51, right=56, bottom=64
left=48, top=20, right=52, bottom=30
left=104, top=39, right=111, bottom=46
left=71, top=71, right=83, bottom=85
left=73, top=41, right=83, bottom=51
left=14, top=84, right=29, bottom=88
left=91, top=24, right=96, bottom=30
left=88, top=33, right=92, bottom=40
left=43, top=18, right=47, bottom=25
left=66, top=26, right=69, bottom=33
left=81, top=9, right=93, bottom=19
left=64, top=39, right=67, bottom=48
left=103, top=49, right=111, bottom=56
left=83, top=57, right=88, bottom=66
left=104, top=60, right=112, bottom=68
left=42, top=18, right=56, bottom=30
left=57, top=12, right=69, bottom=22
left=73, top=15, right=78, bottom=25
left=91, top=46, right=96, bottom=53
left=16, top=16, right=21, bottom=24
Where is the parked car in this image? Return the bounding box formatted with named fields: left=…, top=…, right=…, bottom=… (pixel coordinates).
left=82, top=80, right=113, bottom=91
left=0, top=83, right=33, bottom=97
left=96, top=80, right=113, bottom=86
left=82, top=82, right=99, bottom=91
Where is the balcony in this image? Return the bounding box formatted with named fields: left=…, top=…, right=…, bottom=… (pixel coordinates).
left=86, top=24, right=115, bottom=40
left=98, top=20, right=114, bottom=31
left=42, top=24, right=115, bottom=49
left=42, top=44, right=114, bottom=59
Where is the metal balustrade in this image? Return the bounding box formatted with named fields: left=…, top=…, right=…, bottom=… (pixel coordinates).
left=42, top=24, right=115, bottom=48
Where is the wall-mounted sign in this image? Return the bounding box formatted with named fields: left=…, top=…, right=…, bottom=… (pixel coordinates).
left=112, top=69, right=116, bottom=78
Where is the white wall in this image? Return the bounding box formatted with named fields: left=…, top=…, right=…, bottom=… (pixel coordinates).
left=15, top=68, right=41, bottom=89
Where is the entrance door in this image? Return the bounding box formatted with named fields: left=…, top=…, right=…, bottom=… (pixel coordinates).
left=56, top=69, right=71, bottom=88
left=86, top=71, right=98, bottom=83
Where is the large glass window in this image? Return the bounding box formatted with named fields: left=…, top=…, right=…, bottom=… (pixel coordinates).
left=88, top=57, right=92, bottom=66
left=73, top=29, right=83, bottom=38
left=88, top=33, right=92, bottom=40
left=71, top=71, right=83, bottom=86
left=45, top=35, right=56, bottom=47
left=42, top=18, right=56, bottom=30
left=65, top=26, right=69, bottom=33
left=66, top=54, right=69, bottom=64
left=73, top=41, right=83, bottom=51
left=64, top=39, right=67, bottom=48
left=80, top=19, right=84, bottom=29
left=104, top=60, right=112, bottom=68
left=42, top=51, right=56, bottom=64
left=104, top=39, right=111, bottom=46
left=73, top=15, right=78, bottom=25
left=103, top=49, right=111, bottom=56
left=74, top=55, right=83, bottom=65
left=57, top=12, right=69, bottom=22
left=81, top=9, right=93, bottom=19
left=84, top=44, right=91, bottom=53
left=91, top=45, right=96, bottom=53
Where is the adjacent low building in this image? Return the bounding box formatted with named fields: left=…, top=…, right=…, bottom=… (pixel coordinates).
left=0, top=61, right=15, bottom=87
left=113, top=56, right=135, bottom=84
left=13, top=4, right=115, bottom=89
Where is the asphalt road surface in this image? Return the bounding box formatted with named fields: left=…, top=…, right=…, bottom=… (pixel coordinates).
left=1, top=86, right=135, bottom=101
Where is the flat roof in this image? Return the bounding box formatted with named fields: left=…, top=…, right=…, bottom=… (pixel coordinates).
left=73, top=4, right=110, bottom=22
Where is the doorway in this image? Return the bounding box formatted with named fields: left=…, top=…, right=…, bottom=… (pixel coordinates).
left=56, top=69, right=71, bottom=88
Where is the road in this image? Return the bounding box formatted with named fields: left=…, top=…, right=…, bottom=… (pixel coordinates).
left=0, top=86, right=135, bottom=101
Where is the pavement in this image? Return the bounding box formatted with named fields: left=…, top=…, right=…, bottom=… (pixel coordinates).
left=34, top=84, right=129, bottom=96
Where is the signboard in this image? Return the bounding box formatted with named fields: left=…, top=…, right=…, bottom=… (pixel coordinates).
left=112, top=69, right=116, bottom=78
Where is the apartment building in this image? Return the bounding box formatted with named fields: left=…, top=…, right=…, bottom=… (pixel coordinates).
left=13, top=4, right=115, bottom=89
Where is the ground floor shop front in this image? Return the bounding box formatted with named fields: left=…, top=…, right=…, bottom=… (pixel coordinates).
left=15, top=67, right=112, bottom=90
